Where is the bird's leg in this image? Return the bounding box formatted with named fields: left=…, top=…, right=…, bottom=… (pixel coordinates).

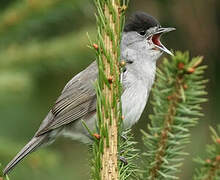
left=121, top=134, right=127, bottom=141
left=118, top=132, right=129, bottom=165
left=119, top=154, right=128, bottom=165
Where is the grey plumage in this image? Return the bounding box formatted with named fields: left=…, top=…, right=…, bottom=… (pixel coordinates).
left=3, top=62, right=98, bottom=175
left=3, top=136, right=47, bottom=175
left=3, top=11, right=175, bottom=175
left=36, top=61, right=98, bottom=136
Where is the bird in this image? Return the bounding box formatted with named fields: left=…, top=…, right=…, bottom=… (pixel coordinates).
left=3, top=11, right=175, bottom=175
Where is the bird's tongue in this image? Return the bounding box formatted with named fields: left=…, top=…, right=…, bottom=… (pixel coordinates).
left=152, top=34, right=162, bottom=47
left=151, top=33, right=173, bottom=56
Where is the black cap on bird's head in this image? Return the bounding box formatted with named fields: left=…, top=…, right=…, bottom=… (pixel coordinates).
left=124, top=11, right=175, bottom=56
left=124, top=11, right=160, bottom=33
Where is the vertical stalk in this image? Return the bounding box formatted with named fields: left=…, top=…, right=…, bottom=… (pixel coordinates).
left=93, top=0, right=127, bottom=179
left=100, top=2, right=120, bottom=179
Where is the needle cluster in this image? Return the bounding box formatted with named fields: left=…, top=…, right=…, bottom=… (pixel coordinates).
left=194, top=126, right=220, bottom=180
left=91, top=0, right=129, bottom=180
left=141, top=51, right=207, bottom=179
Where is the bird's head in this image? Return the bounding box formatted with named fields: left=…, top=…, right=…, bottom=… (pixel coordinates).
left=121, top=11, right=175, bottom=62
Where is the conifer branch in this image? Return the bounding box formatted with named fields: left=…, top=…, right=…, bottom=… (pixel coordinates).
left=193, top=126, right=220, bottom=180
left=118, top=130, right=140, bottom=180
left=141, top=52, right=207, bottom=180
left=92, top=0, right=128, bottom=179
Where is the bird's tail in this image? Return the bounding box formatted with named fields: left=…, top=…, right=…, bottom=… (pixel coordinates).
left=3, top=135, right=46, bottom=175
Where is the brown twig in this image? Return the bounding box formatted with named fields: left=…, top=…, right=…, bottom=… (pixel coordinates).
left=204, top=156, right=220, bottom=180
left=149, top=75, right=185, bottom=180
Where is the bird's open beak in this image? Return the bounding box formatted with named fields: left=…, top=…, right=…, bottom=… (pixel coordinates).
left=151, top=27, right=176, bottom=56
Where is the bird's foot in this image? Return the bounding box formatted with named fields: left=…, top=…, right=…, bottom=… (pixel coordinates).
left=119, top=155, right=128, bottom=165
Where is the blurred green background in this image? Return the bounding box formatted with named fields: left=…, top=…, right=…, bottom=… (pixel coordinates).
left=0, top=0, right=219, bottom=179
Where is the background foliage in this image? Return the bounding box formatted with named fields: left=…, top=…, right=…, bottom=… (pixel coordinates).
left=0, top=0, right=219, bottom=179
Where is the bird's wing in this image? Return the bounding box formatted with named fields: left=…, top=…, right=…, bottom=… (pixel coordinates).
left=36, top=61, right=98, bottom=136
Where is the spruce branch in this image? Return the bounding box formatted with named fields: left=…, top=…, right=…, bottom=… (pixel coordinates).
left=118, top=129, right=140, bottom=180
left=193, top=126, right=220, bottom=180
left=92, top=0, right=128, bottom=179
left=141, top=51, right=207, bottom=180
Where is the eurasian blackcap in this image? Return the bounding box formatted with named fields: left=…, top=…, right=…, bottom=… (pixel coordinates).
left=3, top=11, right=175, bottom=175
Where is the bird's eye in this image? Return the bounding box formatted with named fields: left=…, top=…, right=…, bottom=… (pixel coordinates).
left=138, top=30, right=146, bottom=36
